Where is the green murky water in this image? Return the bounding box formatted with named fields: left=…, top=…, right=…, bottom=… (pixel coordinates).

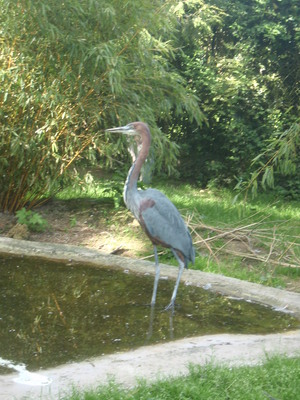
left=0, top=255, right=299, bottom=374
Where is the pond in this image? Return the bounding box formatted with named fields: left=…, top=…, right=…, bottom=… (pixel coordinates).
left=0, top=254, right=299, bottom=374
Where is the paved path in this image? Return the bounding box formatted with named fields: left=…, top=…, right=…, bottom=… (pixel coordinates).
left=1, top=330, right=300, bottom=399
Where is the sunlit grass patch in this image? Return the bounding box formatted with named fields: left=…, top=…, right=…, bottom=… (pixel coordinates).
left=63, top=356, right=300, bottom=400
left=54, top=178, right=300, bottom=289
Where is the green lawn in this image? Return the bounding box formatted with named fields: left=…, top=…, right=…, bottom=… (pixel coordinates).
left=56, top=178, right=300, bottom=290
left=63, top=356, right=300, bottom=400
left=142, top=181, right=300, bottom=289
left=157, top=182, right=300, bottom=290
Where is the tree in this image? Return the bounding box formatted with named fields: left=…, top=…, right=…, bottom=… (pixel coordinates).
left=0, top=0, right=203, bottom=212
left=169, top=0, right=299, bottom=192
left=240, top=123, right=300, bottom=200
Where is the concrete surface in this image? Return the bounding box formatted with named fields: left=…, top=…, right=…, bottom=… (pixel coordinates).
left=0, top=237, right=300, bottom=399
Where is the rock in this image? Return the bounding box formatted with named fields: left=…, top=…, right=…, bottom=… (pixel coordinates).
left=7, top=223, right=30, bottom=240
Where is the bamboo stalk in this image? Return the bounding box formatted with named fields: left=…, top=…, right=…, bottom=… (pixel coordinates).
left=192, top=226, right=219, bottom=265
left=265, top=226, right=277, bottom=263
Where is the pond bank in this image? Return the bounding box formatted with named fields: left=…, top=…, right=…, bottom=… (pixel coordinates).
left=1, top=237, right=300, bottom=317
left=1, top=331, right=300, bottom=400
left=0, top=237, right=300, bottom=400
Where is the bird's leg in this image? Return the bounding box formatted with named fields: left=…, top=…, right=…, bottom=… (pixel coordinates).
left=151, top=245, right=160, bottom=306
left=164, top=250, right=185, bottom=311
left=169, top=312, right=174, bottom=339
left=146, top=304, right=155, bottom=341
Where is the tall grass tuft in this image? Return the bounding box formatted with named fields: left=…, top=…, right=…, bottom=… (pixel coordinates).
left=62, top=356, right=300, bottom=400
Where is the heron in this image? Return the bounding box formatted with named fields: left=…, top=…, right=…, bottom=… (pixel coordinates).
left=106, top=122, right=195, bottom=310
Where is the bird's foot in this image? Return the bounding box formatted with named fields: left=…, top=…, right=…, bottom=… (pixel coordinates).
left=164, top=302, right=175, bottom=312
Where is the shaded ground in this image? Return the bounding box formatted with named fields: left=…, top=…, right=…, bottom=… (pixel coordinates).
left=1, top=197, right=300, bottom=292
left=0, top=199, right=149, bottom=258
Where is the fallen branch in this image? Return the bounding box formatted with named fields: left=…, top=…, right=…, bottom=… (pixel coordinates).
left=219, top=248, right=300, bottom=269
left=188, top=215, right=300, bottom=269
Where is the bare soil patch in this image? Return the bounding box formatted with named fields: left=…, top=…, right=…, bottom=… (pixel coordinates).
left=1, top=198, right=300, bottom=292
left=0, top=199, right=148, bottom=258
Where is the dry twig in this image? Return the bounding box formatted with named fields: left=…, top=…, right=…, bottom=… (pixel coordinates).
left=188, top=215, right=300, bottom=269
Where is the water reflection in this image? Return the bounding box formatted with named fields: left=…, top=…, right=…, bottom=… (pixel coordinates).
left=0, top=255, right=298, bottom=373
left=146, top=306, right=175, bottom=342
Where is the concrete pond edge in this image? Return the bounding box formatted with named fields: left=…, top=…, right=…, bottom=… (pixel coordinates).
left=1, top=237, right=300, bottom=317
left=0, top=237, right=300, bottom=399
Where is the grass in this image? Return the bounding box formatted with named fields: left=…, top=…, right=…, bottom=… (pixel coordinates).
left=157, top=181, right=300, bottom=225
left=54, top=176, right=300, bottom=290
left=62, top=356, right=300, bottom=400
left=153, top=181, right=300, bottom=289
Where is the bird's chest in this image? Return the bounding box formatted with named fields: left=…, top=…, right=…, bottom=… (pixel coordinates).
left=126, top=193, right=155, bottom=226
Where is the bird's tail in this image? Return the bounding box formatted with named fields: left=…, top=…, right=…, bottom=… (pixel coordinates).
left=184, top=245, right=195, bottom=269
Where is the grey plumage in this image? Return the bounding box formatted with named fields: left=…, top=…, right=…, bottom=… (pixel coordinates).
left=106, top=121, right=195, bottom=309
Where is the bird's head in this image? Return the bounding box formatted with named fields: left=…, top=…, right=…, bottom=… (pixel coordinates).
left=105, top=122, right=150, bottom=139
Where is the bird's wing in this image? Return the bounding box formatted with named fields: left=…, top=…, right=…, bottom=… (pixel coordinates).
left=138, top=189, right=194, bottom=263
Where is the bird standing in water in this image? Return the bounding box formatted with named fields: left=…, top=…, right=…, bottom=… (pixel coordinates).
left=106, top=122, right=195, bottom=310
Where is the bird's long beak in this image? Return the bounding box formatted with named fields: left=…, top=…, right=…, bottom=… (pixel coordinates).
left=105, top=124, right=135, bottom=135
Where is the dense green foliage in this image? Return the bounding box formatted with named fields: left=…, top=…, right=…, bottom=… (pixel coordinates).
left=0, top=0, right=299, bottom=212
left=240, top=122, right=300, bottom=199
left=0, top=0, right=202, bottom=212
left=169, top=0, right=299, bottom=193
left=15, top=208, right=48, bottom=232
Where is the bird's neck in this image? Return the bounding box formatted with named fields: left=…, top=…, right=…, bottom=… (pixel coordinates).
left=123, top=131, right=151, bottom=207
